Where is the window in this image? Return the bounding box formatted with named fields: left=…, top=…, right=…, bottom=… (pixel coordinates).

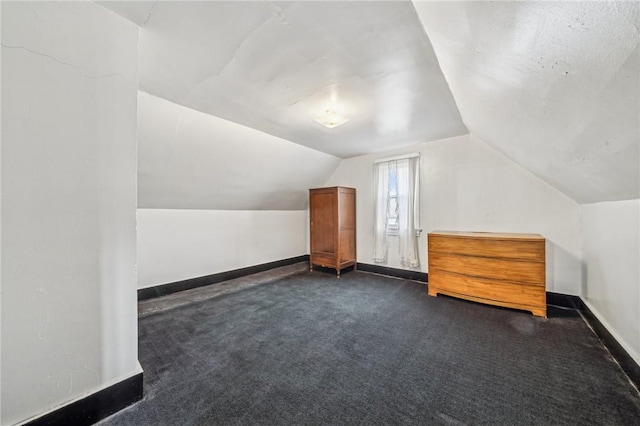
left=386, top=167, right=399, bottom=235
left=373, top=154, right=420, bottom=267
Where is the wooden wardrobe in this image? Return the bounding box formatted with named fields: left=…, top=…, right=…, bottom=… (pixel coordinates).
left=309, top=187, right=356, bottom=277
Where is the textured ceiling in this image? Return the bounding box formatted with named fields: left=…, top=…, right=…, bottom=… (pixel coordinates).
left=99, top=0, right=640, bottom=205
left=414, top=0, right=639, bottom=203
left=99, top=0, right=467, bottom=159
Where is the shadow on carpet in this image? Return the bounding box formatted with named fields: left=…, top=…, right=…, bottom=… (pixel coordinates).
left=101, top=271, right=640, bottom=425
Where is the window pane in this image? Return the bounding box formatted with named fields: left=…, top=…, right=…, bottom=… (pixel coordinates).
left=388, top=168, right=397, bottom=196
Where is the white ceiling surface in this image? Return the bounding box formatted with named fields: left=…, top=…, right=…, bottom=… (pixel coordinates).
left=414, top=1, right=640, bottom=204
left=99, top=0, right=467, bottom=159
left=138, top=91, right=341, bottom=210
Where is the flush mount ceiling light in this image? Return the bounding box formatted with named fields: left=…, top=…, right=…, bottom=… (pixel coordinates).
left=314, top=109, right=350, bottom=129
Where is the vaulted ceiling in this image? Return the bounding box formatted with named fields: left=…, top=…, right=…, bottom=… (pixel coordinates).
left=137, top=91, right=340, bottom=210
left=99, top=0, right=466, bottom=158
left=414, top=1, right=639, bottom=203
left=99, top=0, right=639, bottom=208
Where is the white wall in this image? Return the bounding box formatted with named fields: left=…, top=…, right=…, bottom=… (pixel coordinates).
left=138, top=209, right=308, bottom=289
left=1, top=2, right=139, bottom=424
left=135, top=90, right=335, bottom=291
left=582, top=199, right=640, bottom=365
left=326, top=134, right=582, bottom=295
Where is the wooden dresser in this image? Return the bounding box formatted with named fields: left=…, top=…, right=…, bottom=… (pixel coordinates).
left=427, top=231, right=546, bottom=317
left=309, top=187, right=356, bottom=277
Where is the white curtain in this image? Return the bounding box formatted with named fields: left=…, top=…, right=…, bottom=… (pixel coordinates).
left=373, top=161, right=390, bottom=263
left=396, top=157, right=420, bottom=268
left=373, top=156, right=420, bottom=267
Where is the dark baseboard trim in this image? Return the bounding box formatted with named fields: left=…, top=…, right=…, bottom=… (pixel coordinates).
left=357, top=262, right=427, bottom=282
left=138, top=255, right=310, bottom=301
left=579, top=301, right=640, bottom=392
left=546, top=291, right=584, bottom=310
left=25, top=372, right=143, bottom=426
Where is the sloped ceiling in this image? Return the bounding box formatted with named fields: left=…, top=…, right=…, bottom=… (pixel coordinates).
left=98, top=0, right=467, bottom=158
left=138, top=91, right=340, bottom=210
left=414, top=0, right=640, bottom=203
left=98, top=0, right=639, bottom=206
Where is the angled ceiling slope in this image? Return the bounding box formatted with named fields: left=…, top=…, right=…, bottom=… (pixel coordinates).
left=99, top=0, right=467, bottom=158
left=414, top=0, right=640, bottom=203
left=138, top=91, right=341, bottom=210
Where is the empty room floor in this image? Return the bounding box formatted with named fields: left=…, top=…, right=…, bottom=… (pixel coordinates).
left=101, top=269, right=640, bottom=425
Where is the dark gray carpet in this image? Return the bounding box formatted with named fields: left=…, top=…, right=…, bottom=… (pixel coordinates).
left=102, top=271, right=640, bottom=425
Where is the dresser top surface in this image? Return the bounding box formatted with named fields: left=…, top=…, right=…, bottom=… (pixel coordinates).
left=429, top=230, right=545, bottom=241
left=309, top=186, right=356, bottom=192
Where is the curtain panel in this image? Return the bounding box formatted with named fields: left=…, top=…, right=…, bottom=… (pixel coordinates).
left=373, top=156, right=420, bottom=267
left=373, top=161, right=390, bottom=263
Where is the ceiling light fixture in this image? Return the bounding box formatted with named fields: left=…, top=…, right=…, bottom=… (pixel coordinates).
left=314, top=109, right=350, bottom=129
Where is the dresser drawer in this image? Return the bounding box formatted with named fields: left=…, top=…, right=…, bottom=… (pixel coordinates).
left=429, top=272, right=546, bottom=309
left=429, top=252, right=545, bottom=286
left=429, top=234, right=544, bottom=261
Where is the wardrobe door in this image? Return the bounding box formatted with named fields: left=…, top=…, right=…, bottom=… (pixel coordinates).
left=310, top=189, right=336, bottom=260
